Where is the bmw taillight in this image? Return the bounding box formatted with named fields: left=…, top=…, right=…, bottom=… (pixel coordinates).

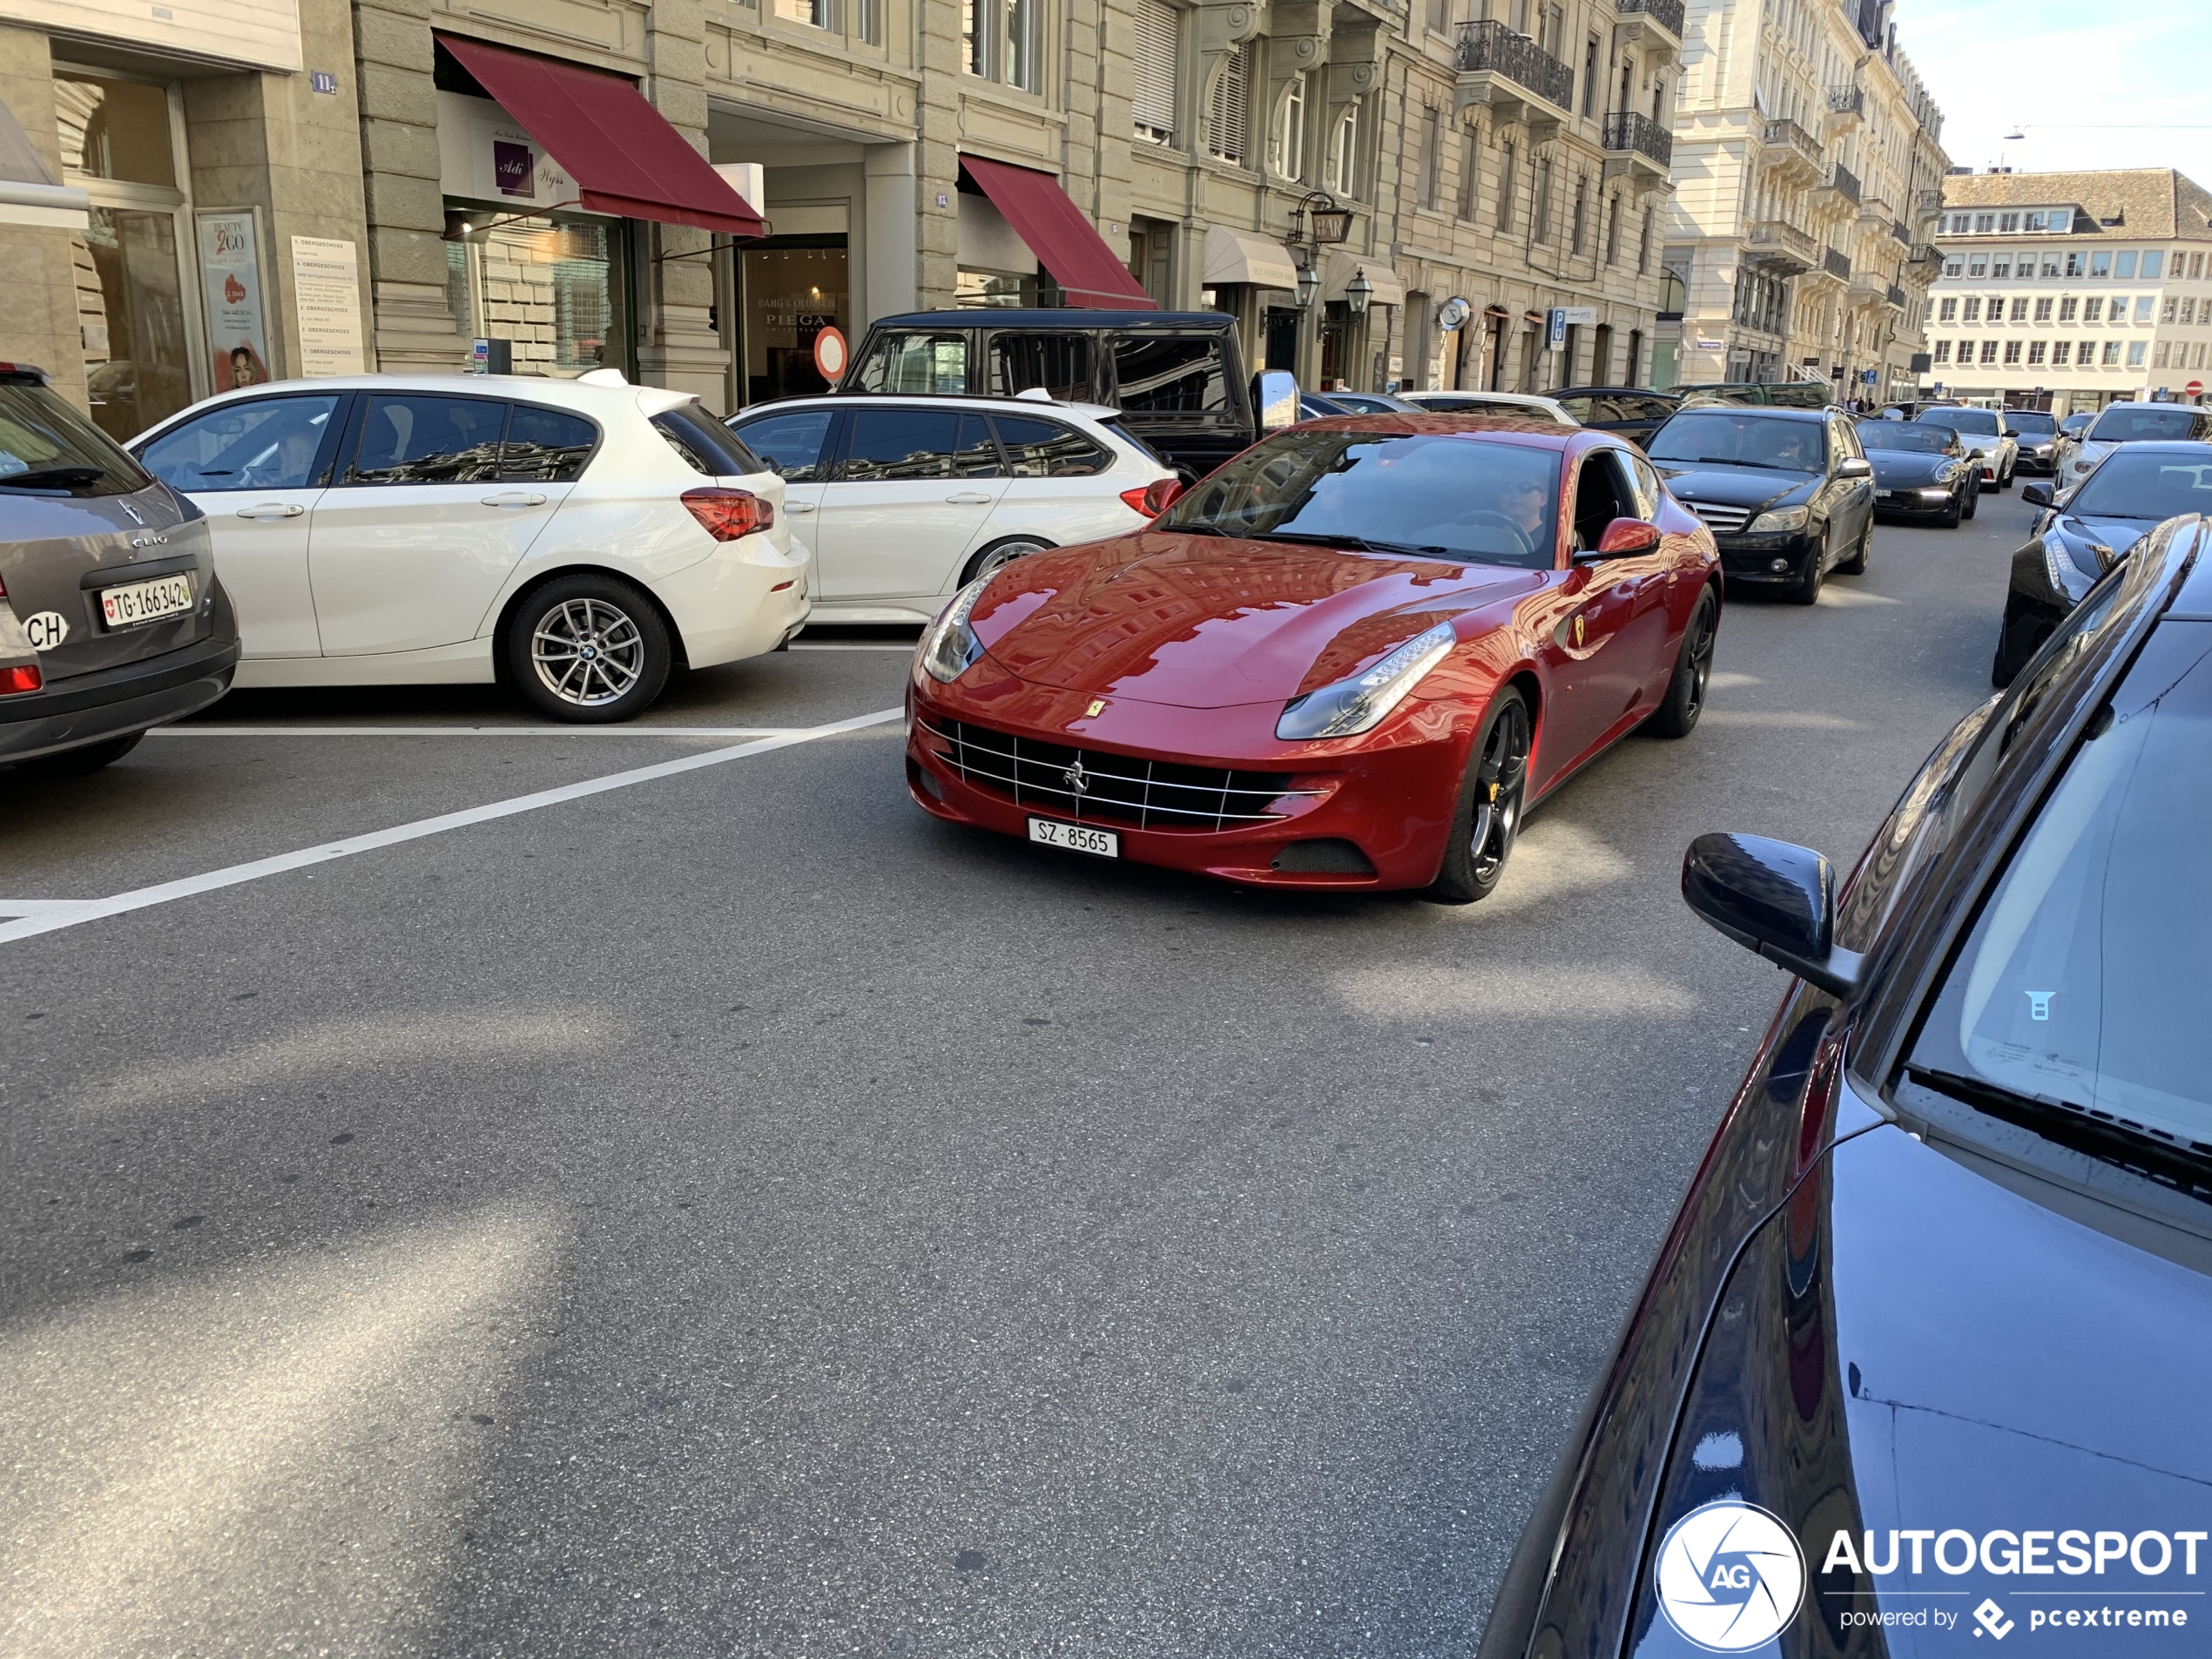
left=0, top=664, right=40, bottom=695
left=681, top=487, right=774, bottom=541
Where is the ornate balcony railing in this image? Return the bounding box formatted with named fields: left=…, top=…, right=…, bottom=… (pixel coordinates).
left=1916, top=188, right=1944, bottom=216
left=1746, top=219, right=1818, bottom=266
left=1906, top=243, right=1941, bottom=264
left=1823, top=246, right=1852, bottom=280
left=1453, top=20, right=1575, bottom=111
left=1760, top=118, right=1824, bottom=169
left=1886, top=283, right=1907, bottom=307
left=1891, top=218, right=1911, bottom=246
left=1819, top=163, right=1862, bottom=205
left=1602, top=110, right=1673, bottom=166
left=1615, top=0, right=1685, bottom=37
left=1827, top=84, right=1865, bottom=119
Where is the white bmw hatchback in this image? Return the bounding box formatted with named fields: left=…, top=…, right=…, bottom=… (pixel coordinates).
left=132, top=373, right=806, bottom=721
left=726, top=393, right=1177, bottom=624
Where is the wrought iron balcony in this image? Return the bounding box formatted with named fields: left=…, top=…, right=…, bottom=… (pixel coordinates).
left=1615, top=0, right=1684, bottom=40
left=1825, top=84, right=1865, bottom=126
left=1745, top=219, right=1817, bottom=274
left=1916, top=188, right=1944, bottom=217
left=1602, top=111, right=1673, bottom=166
left=1823, top=246, right=1851, bottom=280
left=1886, top=283, right=1907, bottom=308
left=1891, top=218, right=1911, bottom=246
left=1817, top=163, right=1861, bottom=206
left=1453, top=20, right=1575, bottom=113
left=1757, top=118, right=1824, bottom=183
left=1906, top=243, right=1941, bottom=264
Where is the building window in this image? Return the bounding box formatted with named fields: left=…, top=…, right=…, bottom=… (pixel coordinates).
left=2127, top=340, right=2147, bottom=368
left=1993, top=256, right=2013, bottom=280
left=2089, top=250, right=2112, bottom=278
left=2059, top=296, right=2078, bottom=322
left=1932, top=340, right=1951, bottom=363
left=2101, top=340, right=2121, bottom=367
left=1532, top=156, right=1554, bottom=244
left=2114, top=251, right=2138, bottom=279
left=1132, top=0, right=1177, bottom=144
left=2010, top=297, right=2029, bottom=321
left=1427, top=0, right=1449, bottom=30
left=1638, top=203, right=1652, bottom=273
left=1206, top=44, right=1251, bottom=165
left=2142, top=250, right=2163, bottom=279
left=1942, top=258, right=1964, bottom=279
left=2155, top=341, right=2172, bottom=368
left=2083, top=297, right=2102, bottom=322
left=1273, top=72, right=1309, bottom=180
left=1999, top=212, right=2019, bottom=233
left=2052, top=341, right=2070, bottom=367
left=2033, top=297, right=2052, bottom=321
left=1604, top=192, right=1620, bottom=264
left=2161, top=296, right=2177, bottom=323
left=2064, top=252, right=2083, bottom=277
left=2003, top=340, right=2021, bottom=365
left=2134, top=295, right=2154, bottom=323
left=1962, top=297, right=1981, bottom=322
left=1496, top=139, right=1517, bottom=232
left=1570, top=173, right=1588, bottom=253
left=2185, top=298, right=2199, bottom=326
left=961, top=0, right=1035, bottom=84
left=1581, top=35, right=1600, bottom=117
left=1456, top=124, right=1480, bottom=219
left=1967, top=255, right=1987, bottom=278
left=1979, top=340, right=1999, bottom=364
left=779, top=0, right=835, bottom=27
left=1419, top=105, right=1440, bottom=208
left=2040, top=253, right=2060, bottom=278
left=1938, top=297, right=1957, bottom=321
left=1326, top=99, right=1361, bottom=196
left=1974, top=213, right=1995, bottom=233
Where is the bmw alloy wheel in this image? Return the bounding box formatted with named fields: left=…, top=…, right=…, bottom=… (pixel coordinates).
left=531, top=597, right=646, bottom=707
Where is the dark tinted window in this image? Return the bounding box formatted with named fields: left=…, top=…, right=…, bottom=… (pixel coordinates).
left=2008, top=412, right=2057, bottom=435
left=1555, top=395, right=1596, bottom=421
left=504, top=406, right=598, bottom=482
left=2089, top=405, right=2202, bottom=443
left=1162, top=430, right=1558, bottom=568
left=1927, top=406, right=2001, bottom=436
left=993, top=415, right=1110, bottom=476
left=0, top=380, right=152, bottom=497
left=347, top=395, right=508, bottom=485
left=1625, top=452, right=1665, bottom=519
left=651, top=408, right=761, bottom=478
left=1112, top=334, right=1229, bottom=414
left=1906, top=621, right=2212, bottom=1153
left=1624, top=396, right=1680, bottom=422
left=1570, top=449, right=1638, bottom=548
left=733, top=409, right=835, bottom=482
left=2067, top=451, right=2212, bottom=520
left=853, top=331, right=969, bottom=395
left=840, top=408, right=963, bottom=481
left=988, top=333, right=1094, bottom=401
left=1647, top=412, right=1826, bottom=472
left=1858, top=421, right=1952, bottom=453
left=140, top=395, right=339, bottom=491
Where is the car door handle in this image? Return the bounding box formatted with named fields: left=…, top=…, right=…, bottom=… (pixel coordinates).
left=786, top=502, right=816, bottom=514
left=235, top=502, right=306, bottom=519
left=480, top=491, right=548, bottom=508
left=945, top=492, right=994, bottom=504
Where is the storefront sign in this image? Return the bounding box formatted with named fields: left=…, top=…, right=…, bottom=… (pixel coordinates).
left=1560, top=306, right=1597, bottom=325
left=436, top=91, right=580, bottom=213
left=196, top=209, right=271, bottom=388
left=290, top=236, right=366, bottom=376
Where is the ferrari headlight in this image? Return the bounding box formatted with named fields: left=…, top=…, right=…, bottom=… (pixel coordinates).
left=919, top=575, right=990, bottom=684
left=1749, top=505, right=1810, bottom=534
left=1276, top=620, right=1457, bottom=742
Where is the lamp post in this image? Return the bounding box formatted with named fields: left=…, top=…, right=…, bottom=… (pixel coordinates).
left=1294, top=255, right=1320, bottom=312
left=1346, top=269, right=1373, bottom=318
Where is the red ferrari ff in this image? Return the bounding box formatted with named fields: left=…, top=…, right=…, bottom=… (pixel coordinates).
left=905, top=415, right=1721, bottom=901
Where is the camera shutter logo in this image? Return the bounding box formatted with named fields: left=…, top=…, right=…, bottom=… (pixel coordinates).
left=1655, top=1501, right=1806, bottom=1652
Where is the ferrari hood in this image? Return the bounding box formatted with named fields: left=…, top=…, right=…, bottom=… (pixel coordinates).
left=968, top=531, right=1543, bottom=709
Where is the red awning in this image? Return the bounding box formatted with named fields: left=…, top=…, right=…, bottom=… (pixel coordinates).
left=959, top=156, right=1155, bottom=309
left=438, top=34, right=765, bottom=238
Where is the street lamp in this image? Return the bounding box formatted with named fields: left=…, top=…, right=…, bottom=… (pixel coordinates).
left=1293, top=254, right=1320, bottom=312
left=1346, top=269, right=1373, bottom=317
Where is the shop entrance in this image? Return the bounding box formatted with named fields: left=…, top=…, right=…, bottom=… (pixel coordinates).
left=739, top=235, right=849, bottom=405
left=1263, top=307, right=1299, bottom=374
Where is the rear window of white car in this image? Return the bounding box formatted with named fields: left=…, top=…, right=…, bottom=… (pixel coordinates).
left=653, top=408, right=764, bottom=477
left=991, top=415, right=1110, bottom=477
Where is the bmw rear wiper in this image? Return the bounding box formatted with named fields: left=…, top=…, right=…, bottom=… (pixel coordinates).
left=0, top=464, right=105, bottom=489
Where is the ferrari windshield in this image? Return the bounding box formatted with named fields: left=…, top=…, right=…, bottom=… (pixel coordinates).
left=2067, top=452, right=2212, bottom=520
left=1158, top=430, right=1560, bottom=568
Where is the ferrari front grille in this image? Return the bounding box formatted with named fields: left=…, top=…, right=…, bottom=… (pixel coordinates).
left=1682, top=500, right=1752, bottom=533
left=916, top=717, right=1309, bottom=832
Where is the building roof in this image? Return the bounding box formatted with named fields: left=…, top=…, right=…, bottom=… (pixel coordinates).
left=1939, top=168, right=2212, bottom=241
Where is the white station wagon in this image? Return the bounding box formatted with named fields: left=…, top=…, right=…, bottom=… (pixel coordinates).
left=132, top=372, right=806, bottom=721
left=728, top=392, right=1178, bottom=624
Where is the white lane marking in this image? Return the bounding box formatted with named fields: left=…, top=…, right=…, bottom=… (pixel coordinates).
left=0, top=705, right=904, bottom=946
left=1701, top=710, right=1858, bottom=730
left=150, top=726, right=807, bottom=738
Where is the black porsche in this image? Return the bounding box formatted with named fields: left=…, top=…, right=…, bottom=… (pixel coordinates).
left=1856, top=418, right=1977, bottom=527
left=1479, top=513, right=2212, bottom=1659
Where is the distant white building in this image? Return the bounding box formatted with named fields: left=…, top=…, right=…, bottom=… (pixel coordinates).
left=1924, top=168, right=2212, bottom=412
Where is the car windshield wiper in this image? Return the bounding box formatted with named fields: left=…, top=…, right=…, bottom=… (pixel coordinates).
left=1255, top=529, right=1453, bottom=556
left=1904, top=1063, right=2212, bottom=1196
left=0, top=464, right=105, bottom=489
left=1662, top=455, right=1808, bottom=472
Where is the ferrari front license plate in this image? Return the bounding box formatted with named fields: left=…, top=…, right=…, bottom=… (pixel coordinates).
left=98, top=573, right=194, bottom=630
left=1028, top=817, right=1119, bottom=859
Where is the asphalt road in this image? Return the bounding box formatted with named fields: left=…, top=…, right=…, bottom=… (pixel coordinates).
left=1, top=490, right=2038, bottom=1659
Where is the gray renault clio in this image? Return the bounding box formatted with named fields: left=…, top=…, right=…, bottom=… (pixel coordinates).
left=1, top=363, right=239, bottom=774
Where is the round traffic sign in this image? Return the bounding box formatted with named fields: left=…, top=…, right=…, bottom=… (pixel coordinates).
left=813, top=326, right=848, bottom=383
left=2188, top=379, right=2204, bottom=396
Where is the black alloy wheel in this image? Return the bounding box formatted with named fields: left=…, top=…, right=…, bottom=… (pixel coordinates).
left=1646, top=588, right=1718, bottom=738
left=1962, top=482, right=1978, bottom=520
left=1426, top=688, right=1531, bottom=905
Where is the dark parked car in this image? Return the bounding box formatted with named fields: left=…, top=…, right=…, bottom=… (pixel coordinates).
left=1554, top=386, right=1683, bottom=448
left=0, top=363, right=239, bottom=774
left=1479, top=511, right=2212, bottom=1659
left=1856, top=418, right=1977, bottom=527
left=1674, top=381, right=1835, bottom=410
left=838, top=310, right=1292, bottom=478
left=1318, top=389, right=1420, bottom=415
left=1990, top=441, right=2212, bottom=684
left=2006, top=408, right=2060, bottom=474
left=1646, top=404, right=1876, bottom=603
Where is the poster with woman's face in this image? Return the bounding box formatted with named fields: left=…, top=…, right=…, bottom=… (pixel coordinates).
left=197, top=212, right=272, bottom=388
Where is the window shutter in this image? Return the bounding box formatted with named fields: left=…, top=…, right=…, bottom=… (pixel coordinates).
left=1132, top=0, right=1177, bottom=140
left=1207, top=44, right=1251, bottom=165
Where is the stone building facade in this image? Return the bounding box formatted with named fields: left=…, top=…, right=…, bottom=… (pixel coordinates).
left=1657, top=0, right=1947, bottom=399
left=2, top=0, right=1683, bottom=422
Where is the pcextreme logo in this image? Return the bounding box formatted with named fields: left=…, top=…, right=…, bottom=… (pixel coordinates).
left=1656, top=1501, right=1808, bottom=1652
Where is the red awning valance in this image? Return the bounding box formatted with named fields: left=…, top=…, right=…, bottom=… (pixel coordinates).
left=438, top=34, right=765, bottom=239
left=959, top=156, right=1155, bottom=309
